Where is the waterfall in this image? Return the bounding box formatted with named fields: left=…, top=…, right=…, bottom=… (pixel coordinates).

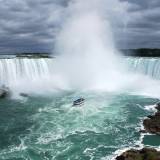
left=0, top=57, right=160, bottom=86
left=126, top=57, right=160, bottom=79
left=0, top=58, right=67, bottom=95
left=0, top=58, right=54, bottom=86
left=0, top=57, right=160, bottom=96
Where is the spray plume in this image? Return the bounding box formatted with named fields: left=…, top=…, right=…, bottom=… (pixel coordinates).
left=54, top=0, right=130, bottom=91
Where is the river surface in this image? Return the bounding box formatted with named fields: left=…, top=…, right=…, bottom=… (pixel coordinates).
left=0, top=92, right=159, bottom=160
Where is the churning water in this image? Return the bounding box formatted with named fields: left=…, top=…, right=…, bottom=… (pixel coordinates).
left=0, top=91, right=159, bottom=160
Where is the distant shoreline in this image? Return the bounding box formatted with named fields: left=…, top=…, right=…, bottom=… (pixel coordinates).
left=121, top=48, right=160, bottom=57
left=0, top=49, right=160, bottom=58
left=0, top=53, right=53, bottom=59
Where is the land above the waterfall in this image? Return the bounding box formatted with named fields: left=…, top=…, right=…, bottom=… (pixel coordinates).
left=16, top=53, right=53, bottom=58
left=1, top=48, right=160, bottom=58
left=121, top=48, right=160, bottom=57
left=0, top=53, right=53, bottom=59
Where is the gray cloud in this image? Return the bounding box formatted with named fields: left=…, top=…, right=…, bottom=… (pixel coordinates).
left=0, top=0, right=68, bottom=53
left=0, top=0, right=159, bottom=53
left=119, top=0, right=160, bottom=48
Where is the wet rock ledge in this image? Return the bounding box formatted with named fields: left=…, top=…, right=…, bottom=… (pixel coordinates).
left=143, top=103, right=160, bottom=135
left=116, top=148, right=160, bottom=160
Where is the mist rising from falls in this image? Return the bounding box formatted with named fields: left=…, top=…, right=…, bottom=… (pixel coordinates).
left=54, top=0, right=130, bottom=91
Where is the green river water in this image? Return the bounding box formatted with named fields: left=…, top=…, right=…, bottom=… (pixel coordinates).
left=0, top=92, right=159, bottom=160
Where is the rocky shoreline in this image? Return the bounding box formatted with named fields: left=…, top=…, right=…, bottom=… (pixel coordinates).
left=143, top=103, right=160, bottom=135
left=115, top=102, right=160, bottom=160
left=116, top=148, right=160, bottom=160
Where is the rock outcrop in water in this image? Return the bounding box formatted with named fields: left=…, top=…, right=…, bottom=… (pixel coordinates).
left=0, top=86, right=10, bottom=98
left=116, top=148, right=160, bottom=160
left=19, top=93, right=29, bottom=97
left=143, top=103, right=160, bottom=135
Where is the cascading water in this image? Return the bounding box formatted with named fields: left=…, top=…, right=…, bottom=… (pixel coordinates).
left=0, top=57, right=160, bottom=96
left=0, top=58, right=53, bottom=84
left=127, top=57, right=160, bottom=79
left=0, top=58, right=69, bottom=95
left=1, top=57, right=160, bottom=84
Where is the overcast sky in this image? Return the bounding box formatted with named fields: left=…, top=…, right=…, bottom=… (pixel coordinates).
left=0, top=0, right=159, bottom=53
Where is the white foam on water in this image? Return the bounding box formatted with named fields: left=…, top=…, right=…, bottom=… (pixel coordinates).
left=144, top=105, right=157, bottom=112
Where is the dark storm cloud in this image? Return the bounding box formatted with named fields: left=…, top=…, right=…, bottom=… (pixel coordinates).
left=0, top=0, right=68, bottom=53
left=0, top=0, right=159, bottom=53
left=118, top=0, right=160, bottom=48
